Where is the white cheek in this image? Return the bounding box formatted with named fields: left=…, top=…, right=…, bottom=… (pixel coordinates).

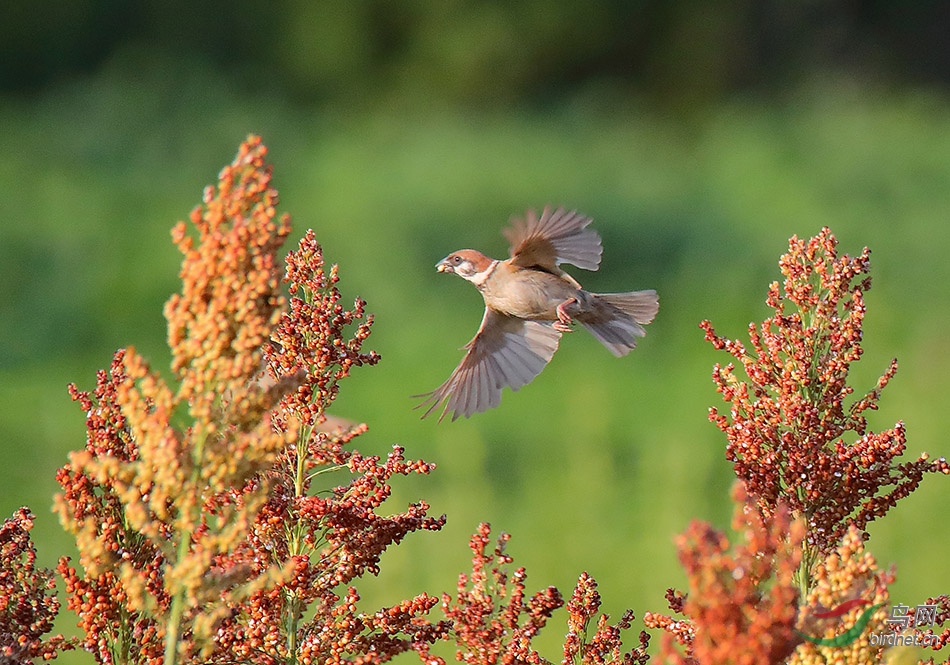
left=468, top=261, right=498, bottom=287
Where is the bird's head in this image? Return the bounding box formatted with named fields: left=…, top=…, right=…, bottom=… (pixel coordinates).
left=436, top=249, right=496, bottom=284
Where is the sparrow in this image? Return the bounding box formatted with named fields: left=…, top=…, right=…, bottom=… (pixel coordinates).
left=416, top=206, right=658, bottom=421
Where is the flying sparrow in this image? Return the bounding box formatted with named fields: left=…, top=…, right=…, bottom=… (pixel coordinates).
left=416, top=206, right=658, bottom=421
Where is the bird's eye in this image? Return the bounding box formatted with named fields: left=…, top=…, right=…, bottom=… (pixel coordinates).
left=452, top=255, right=462, bottom=264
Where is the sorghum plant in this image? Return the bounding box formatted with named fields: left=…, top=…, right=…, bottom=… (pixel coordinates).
left=54, top=136, right=446, bottom=664
left=914, top=595, right=950, bottom=664
left=56, top=134, right=297, bottom=663
left=644, top=484, right=804, bottom=665
left=443, top=524, right=564, bottom=664
left=700, top=228, right=948, bottom=592
left=443, top=523, right=648, bottom=665
left=0, top=508, right=75, bottom=663
left=205, top=228, right=447, bottom=663
left=789, top=527, right=892, bottom=665
left=57, top=349, right=170, bottom=664
left=560, top=572, right=650, bottom=665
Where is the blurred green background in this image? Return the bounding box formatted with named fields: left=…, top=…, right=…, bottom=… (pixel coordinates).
left=2, top=2, right=949, bottom=661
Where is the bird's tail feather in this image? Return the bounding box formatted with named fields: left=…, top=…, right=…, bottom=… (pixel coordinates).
left=577, top=290, right=658, bottom=357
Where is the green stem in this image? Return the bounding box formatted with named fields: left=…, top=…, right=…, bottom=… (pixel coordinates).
left=286, top=596, right=301, bottom=665
left=163, top=426, right=208, bottom=665
left=574, top=619, right=589, bottom=665
left=294, top=425, right=313, bottom=497
left=285, top=423, right=315, bottom=665
left=307, top=463, right=347, bottom=483
left=113, top=604, right=133, bottom=665
left=796, top=540, right=817, bottom=603
left=164, top=582, right=186, bottom=664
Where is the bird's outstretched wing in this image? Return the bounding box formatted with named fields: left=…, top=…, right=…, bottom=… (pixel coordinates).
left=415, top=308, right=562, bottom=421
left=504, top=206, right=603, bottom=273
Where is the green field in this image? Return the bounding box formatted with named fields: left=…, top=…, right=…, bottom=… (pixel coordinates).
left=2, top=59, right=948, bottom=661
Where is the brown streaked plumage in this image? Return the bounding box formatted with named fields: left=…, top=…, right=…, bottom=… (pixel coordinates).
left=415, top=206, right=658, bottom=421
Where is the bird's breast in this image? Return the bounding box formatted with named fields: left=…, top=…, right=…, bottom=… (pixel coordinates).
left=479, top=266, right=580, bottom=320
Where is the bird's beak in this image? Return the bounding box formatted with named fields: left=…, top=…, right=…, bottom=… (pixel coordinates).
left=435, top=257, right=452, bottom=273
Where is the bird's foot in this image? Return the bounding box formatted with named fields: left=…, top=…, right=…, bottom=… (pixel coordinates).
left=554, top=298, right=577, bottom=332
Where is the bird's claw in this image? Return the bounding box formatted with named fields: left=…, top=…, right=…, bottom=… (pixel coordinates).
left=554, top=298, right=578, bottom=332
